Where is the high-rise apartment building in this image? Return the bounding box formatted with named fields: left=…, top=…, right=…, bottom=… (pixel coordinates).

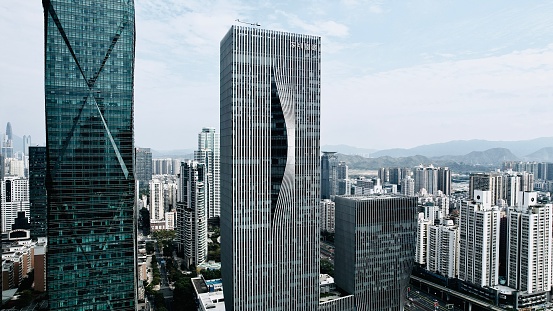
left=427, top=220, right=459, bottom=278
left=149, top=179, right=164, bottom=221
left=414, top=165, right=438, bottom=194
left=135, top=147, right=153, bottom=192
left=43, top=1, right=136, bottom=309
left=401, top=176, right=415, bottom=196
left=469, top=172, right=504, bottom=206
left=334, top=195, right=417, bottom=311
left=507, top=192, right=552, bottom=294
left=28, top=146, right=47, bottom=238
left=220, top=26, right=321, bottom=310
left=320, top=199, right=335, bottom=232
left=415, top=213, right=431, bottom=266
left=1, top=176, right=29, bottom=232
left=194, top=128, right=220, bottom=220
left=459, top=190, right=500, bottom=288
left=176, top=161, right=207, bottom=267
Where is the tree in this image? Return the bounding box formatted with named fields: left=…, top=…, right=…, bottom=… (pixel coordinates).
left=173, top=278, right=196, bottom=311
left=152, top=229, right=176, bottom=253
left=321, top=259, right=334, bottom=277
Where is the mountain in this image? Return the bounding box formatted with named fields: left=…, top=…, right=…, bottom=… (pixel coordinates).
left=150, top=149, right=194, bottom=159
left=370, top=137, right=553, bottom=158
left=432, top=148, right=519, bottom=166
left=336, top=148, right=519, bottom=172
left=336, top=154, right=433, bottom=170
left=321, top=145, right=377, bottom=157
left=524, top=147, right=553, bottom=162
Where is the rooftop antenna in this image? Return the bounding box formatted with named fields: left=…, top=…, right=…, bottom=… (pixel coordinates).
left=235, top=19, right=260, bottom=27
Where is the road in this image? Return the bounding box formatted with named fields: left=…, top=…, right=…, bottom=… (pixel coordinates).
left=405, top=289, right=461, bottom=311
left=155, top=246, right=174, bottom=311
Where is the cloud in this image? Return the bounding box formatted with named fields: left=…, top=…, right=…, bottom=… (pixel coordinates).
left=273, top=10, right=349, bottom=38
left=321, top=45, right=553, bottom=149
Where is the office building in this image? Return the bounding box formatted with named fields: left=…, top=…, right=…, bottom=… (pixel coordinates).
left=149, top=179, right=164, bottom=221
left=388, top=167, right=402, bottom=185
left=194, top=128, right=220, bottom=220
left=459, top=190, right=500, bottom=288
left=28, top=146, right=47, bottom=238
left=334, top=195, right=417, bottom=311
left=177, top=161, right=207, bottom=267
left=43, top=0, right=136, bottom=309
left=437, top=167, right=451, bottom=195
left=2, top=122, right=14, bottom=159
left=135, top=147, right=152, bottom=192
left=220, top=26, right=321, bottom=310
left=23, top=135, right=31, bottom=158
left=321, top=152, right=338, bottom=199
left=507, top=192, right=552, bottom=295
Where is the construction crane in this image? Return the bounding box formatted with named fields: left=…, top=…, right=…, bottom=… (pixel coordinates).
left=235, top=19, right=260, bottom=27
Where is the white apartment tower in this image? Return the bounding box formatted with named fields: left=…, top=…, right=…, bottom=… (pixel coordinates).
left=459, top=190, right=500, bottom=287
left=320, top=199, right=335, bottom=232
left=415, top=213, right=431, bottom=265
left=220, top=26, right=321, bottom=310
left=149, top=179, right=164, bottom=221
left=1, top=177, right=30, bottom=232
left=177, top=161, right=207, bottom=267
left=507, top=191, right=552, bottom=294
left=427, top=220, right=459, bottom=278
left=194, top=128, right=220, bottom=220
left=401, top=176, right=415, bottom=197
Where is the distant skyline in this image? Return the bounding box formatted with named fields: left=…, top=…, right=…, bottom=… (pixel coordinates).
left=1, top=1, right=553, bottom=150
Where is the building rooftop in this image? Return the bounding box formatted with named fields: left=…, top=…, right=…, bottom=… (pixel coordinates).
left=192, top=277, right=225, bottom=311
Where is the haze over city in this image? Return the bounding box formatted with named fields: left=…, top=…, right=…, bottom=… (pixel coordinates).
left=1, top=0, right=553, bottom=150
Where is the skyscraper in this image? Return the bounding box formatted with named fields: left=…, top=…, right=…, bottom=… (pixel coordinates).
left=437, top=167, right=451, bottom=195
left=149, top=179, right=164, bottom=221
left=220, top=26, right=321, bottom=310
left=413, top=165, right=438, bottom=194
left=321, top=152, right=338, bottom=200
left=194, top=128, right=220, bottom=220
left=43, top=1, right=136, bottom=309
left=176, top=161, right=207, bottom=267
left=29, top=146, right=47, bottom=238
left=135, top=147, right=153, bottom=192
left=334, top=195, right=417, bottom=310
left=2, top=122, right=14, bottom=159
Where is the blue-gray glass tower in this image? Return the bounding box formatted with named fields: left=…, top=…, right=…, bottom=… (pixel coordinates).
left=334, top=195, right=417, bottom=311
left=43, top=1, right=136, bottom=310
left=29, top=146, right=47, bottom=238
left=220, top=26, right=321, bottom=311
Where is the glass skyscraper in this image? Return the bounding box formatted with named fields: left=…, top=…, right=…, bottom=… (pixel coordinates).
left=220, top=26, right=321, bottom=310
left=43, top=1, right=136, bottom=309
left=29, top=146, right=47, bottom=238
left=334, top=195, right=417, bottom=311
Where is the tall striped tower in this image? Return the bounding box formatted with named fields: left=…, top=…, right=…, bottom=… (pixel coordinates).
left=220, top=26, right=321, bottom=310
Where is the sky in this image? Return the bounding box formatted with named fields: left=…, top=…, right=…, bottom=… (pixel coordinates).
left=1, top=0, right=553, bottom=151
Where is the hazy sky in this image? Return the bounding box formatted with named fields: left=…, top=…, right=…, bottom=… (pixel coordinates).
left=1, top=1, right=553, bottom=151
